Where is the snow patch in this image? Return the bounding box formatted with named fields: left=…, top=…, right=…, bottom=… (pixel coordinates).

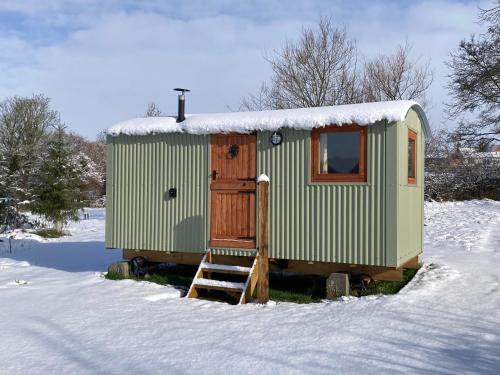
left=400, top=263, right=460, bottom=296
left=0, top=260, right=30, bottom=268
left=144, top=290, right=182, bottom=301
left=193, top=278, right=245, bottom=290
left=200, top=262, right=251, bottom=273
left=257, top=174, right=270, bottom=183
left=1, top=203, right=500, bottom=373
left=7, top=279, right=30, bottom=286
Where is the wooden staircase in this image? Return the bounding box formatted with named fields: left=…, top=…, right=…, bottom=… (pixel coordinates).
left=187, top=250, right=259, bottom=304
left=187, top=179, right=270, bottom=305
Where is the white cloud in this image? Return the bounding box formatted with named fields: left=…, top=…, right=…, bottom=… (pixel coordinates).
left=0, top=0, right=494, bottom=138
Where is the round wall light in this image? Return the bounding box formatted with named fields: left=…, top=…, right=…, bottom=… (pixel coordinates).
left=270, top=131, right=283, bottom=146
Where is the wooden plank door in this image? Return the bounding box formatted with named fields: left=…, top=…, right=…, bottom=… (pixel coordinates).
left=210, top=133, right=257, bottom=249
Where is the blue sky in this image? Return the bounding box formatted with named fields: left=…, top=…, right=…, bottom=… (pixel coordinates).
left=0, top=0, right=492, bottom=138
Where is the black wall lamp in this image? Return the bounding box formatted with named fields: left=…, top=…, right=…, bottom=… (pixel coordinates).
left=228, top=144, right=239, bottom=158
left=168, top=187, right=177, bottom=198
left=270, top=131, right=283, bottom=146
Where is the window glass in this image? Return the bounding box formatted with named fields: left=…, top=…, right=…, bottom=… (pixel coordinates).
left=319, top=131, right=360, bottom=174
left=408, top=129, right=417, bottom=184
left=408, top=137, right=415, bottom=179
left=311, top=125, right=367, bottom=183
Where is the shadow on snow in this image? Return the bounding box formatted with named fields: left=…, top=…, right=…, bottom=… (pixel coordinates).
left=0, top=238, right=121, bottom=273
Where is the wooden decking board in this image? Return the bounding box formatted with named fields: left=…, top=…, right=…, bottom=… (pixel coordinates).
left=200, top=262, right=251, bottom=275
left=193, top=278, right=246, bottom=291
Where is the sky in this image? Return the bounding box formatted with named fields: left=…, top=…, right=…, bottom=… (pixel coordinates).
left=0, top=0, right=493, bottom=139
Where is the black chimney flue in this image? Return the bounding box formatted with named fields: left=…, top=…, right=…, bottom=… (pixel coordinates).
left=174, top=88, right=190, bottom=122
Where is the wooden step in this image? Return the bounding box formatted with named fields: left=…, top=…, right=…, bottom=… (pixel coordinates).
left=187, top=249, right=260, bottom=304
left=200, top=262, right=251, bottom=275
left=192, top=278, right=246, bottom=292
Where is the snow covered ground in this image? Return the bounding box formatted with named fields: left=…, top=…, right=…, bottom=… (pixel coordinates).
left=0, top=201, right=499, bottom=374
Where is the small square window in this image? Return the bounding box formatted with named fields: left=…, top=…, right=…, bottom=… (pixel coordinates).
left=408, top=129, right=417, bottom=184
left=311, top=125, right=367, bottom=182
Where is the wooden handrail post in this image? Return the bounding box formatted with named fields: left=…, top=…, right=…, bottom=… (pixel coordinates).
left=257, top=179, right=269, bottom=303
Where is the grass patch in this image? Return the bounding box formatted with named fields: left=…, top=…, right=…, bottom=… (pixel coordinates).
left=268, top=273, right=324, bottom=303
left=145, top=267, right=194, bottom=288
left=269, top=289, right=320, bottom=304
left=364, top=268, right=419, bottom=296
left=105, top=271, right=124, bottom=280
left=34, top=228, right=66, bottom=238
left=104, top=264, right=195, bottom=288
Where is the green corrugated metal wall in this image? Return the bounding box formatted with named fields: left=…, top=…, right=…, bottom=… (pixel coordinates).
left=396, top=109, right=425, bottom=264
left=106, top=121, right=391, bottom=266
left=106, top=133, right=210, bottom=252
left=106, top=116, right=424, bottom=267
left=257, top=123, right=387, bottom=266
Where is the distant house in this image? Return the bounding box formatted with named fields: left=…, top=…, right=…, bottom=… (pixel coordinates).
left=456, top=146, right=500, bottom=167
left=105, top=98, right=429, bottom=301
left=426, top=143, right=500, bottom=201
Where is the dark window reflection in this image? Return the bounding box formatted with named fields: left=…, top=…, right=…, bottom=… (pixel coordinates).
left=320, top=131, right=360, bottom=174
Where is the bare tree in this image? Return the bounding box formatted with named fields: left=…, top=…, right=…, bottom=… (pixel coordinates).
left=425, top=128, right=452, bottom=162
left=362, top=42, right=433, bottom=105
left=96, top=130, right=107, bottom=144
left=241, top=19, right=435, bottom=112
left=145, top=102, right=162, bottom=117
left=240, top=83, right=273, bottom=111
left=446, top=4, right=500, bottom=147
left=242, top=18, right=361, bottom=110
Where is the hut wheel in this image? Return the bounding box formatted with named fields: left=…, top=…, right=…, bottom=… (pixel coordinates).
left=129, top=256, right=148, bottom=278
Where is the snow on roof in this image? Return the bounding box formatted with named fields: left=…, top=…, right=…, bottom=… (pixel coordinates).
left=108, top=116, right=184, bottom=135
left=108, top=100, right=430, bottom=137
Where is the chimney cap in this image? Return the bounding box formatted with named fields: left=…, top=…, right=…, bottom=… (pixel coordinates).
left=174, top=88, right=190, bottom=94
